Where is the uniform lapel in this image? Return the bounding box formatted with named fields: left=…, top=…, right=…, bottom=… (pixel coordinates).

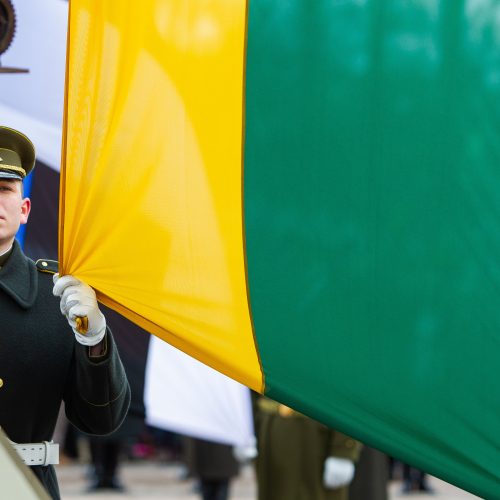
left=0, top=240, right=38, bottom=309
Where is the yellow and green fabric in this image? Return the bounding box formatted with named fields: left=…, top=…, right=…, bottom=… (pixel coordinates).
left=59, top=1, right=500, bottom=497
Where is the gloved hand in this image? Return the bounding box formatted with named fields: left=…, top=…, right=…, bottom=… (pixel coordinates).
left=53, top=274, right=106, bottom=347
left=232, top=436, right=258, bottom=463
left=323, top=456, right=355, bottom=489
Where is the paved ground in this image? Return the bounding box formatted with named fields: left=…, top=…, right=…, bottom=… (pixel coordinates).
left=57, top=461, right=481, bottom=500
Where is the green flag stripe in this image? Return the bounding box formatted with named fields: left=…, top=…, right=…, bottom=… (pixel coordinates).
left=244, top=1, right=500, bottom=497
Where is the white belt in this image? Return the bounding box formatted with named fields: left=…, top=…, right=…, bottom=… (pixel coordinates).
left=11, top=441, right=59, bottom=466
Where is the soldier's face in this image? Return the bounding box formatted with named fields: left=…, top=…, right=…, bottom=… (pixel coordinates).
left=0, top=179, right=31, bottom=253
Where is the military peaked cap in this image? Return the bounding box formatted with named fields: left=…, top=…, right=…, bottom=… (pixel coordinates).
left=0, top=126, right=36, bottom=180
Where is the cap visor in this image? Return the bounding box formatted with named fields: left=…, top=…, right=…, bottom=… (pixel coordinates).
left=0, top=171, right=23, bottom=180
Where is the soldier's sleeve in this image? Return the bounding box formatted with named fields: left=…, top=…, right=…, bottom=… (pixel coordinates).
left=327, top=430, right=363, bottom=462
left=62, top=325, right=131, bottom=435
left=36, top=258, right=131, bottom=435
left=36, top=259, right=130, bottom=434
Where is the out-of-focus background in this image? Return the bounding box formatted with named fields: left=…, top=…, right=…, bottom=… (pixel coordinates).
left=51, top=407, right=483, bottom=499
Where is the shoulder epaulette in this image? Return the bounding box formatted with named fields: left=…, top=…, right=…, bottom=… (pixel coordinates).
left=35, top=259, right=59, bottom=275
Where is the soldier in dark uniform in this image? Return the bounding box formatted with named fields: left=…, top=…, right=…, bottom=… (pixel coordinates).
left=349, top=446, right=389, bottom=500
left=186, top=436, right=240, bottom=500
left=0, top=126, right=131, bottom=499
left=255, top=397, right=362, bottom=500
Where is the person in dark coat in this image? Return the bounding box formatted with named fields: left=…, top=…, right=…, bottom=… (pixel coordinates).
left=401, top=464, right=433, bottom=493
left=349, top=446, right=389, bottom=500
left=186, top=437, right=239, bottom=500
left=255, top=397, right=362, bottom=500
left=0, top=126, right=131, bottom=499
left=86, top=307, right=149, bottom=492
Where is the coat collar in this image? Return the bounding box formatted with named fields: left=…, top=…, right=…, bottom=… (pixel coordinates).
left=0, top=239, right=38, bottom=309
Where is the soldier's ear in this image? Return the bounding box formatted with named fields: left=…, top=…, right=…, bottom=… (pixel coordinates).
left=20, top=197, right=31, bottom=225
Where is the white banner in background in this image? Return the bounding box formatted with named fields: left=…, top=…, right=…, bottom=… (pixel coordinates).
left=0, top=0, right=67, bottom=170
left=145, top=336, right=255, bottom=447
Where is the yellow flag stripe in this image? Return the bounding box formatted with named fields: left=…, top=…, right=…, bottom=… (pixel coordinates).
left=61, top=0, right=263, bottom=391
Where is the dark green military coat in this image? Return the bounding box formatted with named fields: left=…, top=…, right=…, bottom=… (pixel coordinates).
left=0, top=241, right=131, bottom=499
left=255, top=398, right=362, bottom=500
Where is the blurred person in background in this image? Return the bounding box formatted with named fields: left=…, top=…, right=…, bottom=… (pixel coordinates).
left=86, top=407, right=143, bottom=493
left=401, top=463, right=433, bottom=494
left=349, top=446, right=389, bottom=500
left=255, top=396, right=361, bottom=500
left=186, top=437, right=240, bottom=500
left=86, top=307, right=149, bottom=491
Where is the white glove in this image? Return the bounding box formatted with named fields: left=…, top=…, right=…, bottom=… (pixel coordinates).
left=53, top=274, right=106, bottom=346
left=232, top=436, right=258, bottom=463
left=323, top=457, right=355, bottom=489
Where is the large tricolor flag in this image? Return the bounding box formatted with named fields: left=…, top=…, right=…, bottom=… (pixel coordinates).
left=59, top=1, right=500, bottom=497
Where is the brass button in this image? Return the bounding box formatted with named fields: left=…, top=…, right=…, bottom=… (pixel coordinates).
left=278, top=404, right=295, bottom=417
left=0, top=378, right=3, bottom=388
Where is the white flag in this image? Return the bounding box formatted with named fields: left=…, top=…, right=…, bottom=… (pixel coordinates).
left=145, top=336, right=255, bottom=447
